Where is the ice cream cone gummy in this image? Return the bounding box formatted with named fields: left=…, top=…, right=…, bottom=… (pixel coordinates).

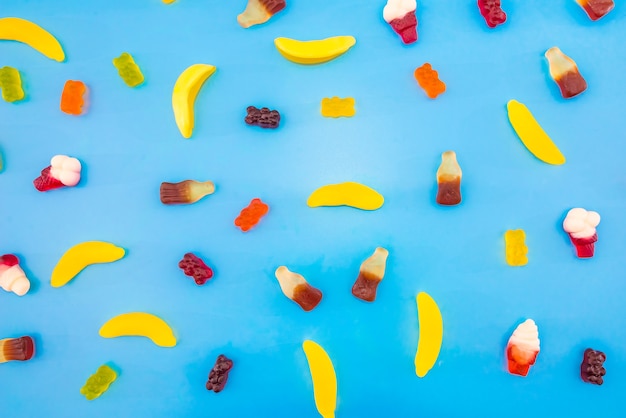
left=33, top=155, right=81, bottom=192
left=506, top=319, right=540, bottom=376
left=563, top=208, right=600, bottom=258
left=383, top=0, right=417, bottom=44
left=0, top=254, right=30, bottom=296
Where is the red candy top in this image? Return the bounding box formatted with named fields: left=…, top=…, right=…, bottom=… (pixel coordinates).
left=178, top=253, right=213, bottom=285
left=0, top=254, right=19, bottom=267
left=234, top=198, right=269, bottom=232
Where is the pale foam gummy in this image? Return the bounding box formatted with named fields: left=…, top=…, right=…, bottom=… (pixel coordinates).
left=509, top=319, right=540, bottom=352
left=50, top=155, right=82, bottom=186
left=563, top=208, right=600, bottom=239
left=0, top=265, right=30, bottom=296
left=383, top=0, right=416, bottom=23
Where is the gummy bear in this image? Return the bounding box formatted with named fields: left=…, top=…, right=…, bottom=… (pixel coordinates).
left=0, top=66, right=25, bottom=103
left=206, top=354, right=233, bottom=393
left=545, top=47, right=587, bottom=99
left=352, top=247, right=388, bottom=302
left=581, top=349, right=606, bottom=385
left=436, top=151, right=462, bottom=206
left=113, top=52, right=144, bottom=87
left=245, top=106, right=281, bottom=128
left=234, top=198, right=269, bottom=232
left=0, top=336, right=34, bottom=363
left=33, top=155, right=81, bottom=192
left=504, top=230, right=528, bottom=266
left=575, top=0, right=614, bottom=21
left=477, top=0, right=507, bottom=28
left=160, top=180, right=215, bottom=205
left=0, top=254, right=30, bottom=296
left=178, top=253, right=213, bottom=285
left=60, top=80, right=86, bottom=115
left=320, top=97, right=355, bottom=118
left=563, top=208, right=600, bottom=258
left=383, top=0, right=418, bottom=44
left=80, top=365, right=117, bottom=400
left=237, top=0, right=286, bottom=28
left=274, top=266, right=323, bottom=311
left=506, top=319, right=540, bottom=377
left=414, top=63, right=446, bottom=99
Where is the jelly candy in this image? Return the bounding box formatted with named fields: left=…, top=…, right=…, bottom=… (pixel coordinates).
left=0, top=17, right=65, bottom=62
left=33, top=155, right=81, bottom=192
left=206, top=354, right=233, bottom=393
left=545, top=47, right=587, bottom=99
left=99, top=312, right=177, bottom=348
left=235, top=198, right=269, bottom=232
left=113, top=52, right=144, bottom=87
left=80, top=365, right=117, bottom=400
left=160, top=180, right=215, bottom=205
left=320, top=97, right=355, bottom=118
left=307, top=182, right=384, bottom=210
left=506, top=100, right=565, bottom=165
left=0, top=336, right=34, bottom=363
left=383, top=0, right=418, bottom=44
left=414, top=63, right=446, bottom=99
left=60, top=80, right=86, bottom=115
left=51, top=241, right=125, bottom=288
left=238, top=0, right=286, bottom=28
left=302, top=340, right=337, bottom=418
left=245, top=106, right=281, bottom=128
left=575, top=0, right=614, bottom=20
left=436, top=151, right=462, bottom=206
left=414, top=292, right=443, bottom=378
left=172, top=64, right=217, bottom=139
left=352, top=247, right=389, bottom=302
left=0, top=254, right=30, bottom=296
left=563, top=208, right=600, bottom=258
left=178, top=253, right=213, bottom=285
left=506, top=319, right=540, bottom=377
left=274, top=36, right=356, bottom=65
left=477, top=0, right=507, bottom=28
left=504, top=230, right=528, bottom=266
left=581, top=349, right=606, bottom=385
left=274, top=266, right=322, bottom=311
left=0, top=67, right=25, bottom=103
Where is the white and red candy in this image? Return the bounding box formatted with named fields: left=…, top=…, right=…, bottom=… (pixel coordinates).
left=383, top=0, right=418, bottom=44
left=34, top=155, right=81, bottom=192
left=0, top=254, right=30, bottom=296
left=506, top=319, right=540, bottom=377
left=563, top=208, right=601, bottom=258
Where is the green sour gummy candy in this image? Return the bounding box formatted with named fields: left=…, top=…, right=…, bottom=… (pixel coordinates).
left=0, top=67, right=25, bottom=102
left=113, top=52, right=144, bottom=87
left=80, top=365, right=117, bottom=400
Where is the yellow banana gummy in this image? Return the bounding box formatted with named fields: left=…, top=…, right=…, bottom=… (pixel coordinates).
left=303, top=340, right=337, bottom=418
left=0, top=17, right=65, bottom=62
left=51, top=241, right=125, bottom=287
left=274, top=36, right=356, bottom=65
left=172, top=64, right=217, bottom=138
left=307, top=182, right=384, bottom=211
left=414, top=292, right=443, bottom=378
left=99, top=312, right=176, bottom=347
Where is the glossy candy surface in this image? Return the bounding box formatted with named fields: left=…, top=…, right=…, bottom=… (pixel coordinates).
left=320, top=97, right=355, bottom=118
left=581, top=349, right=606, bottom=385
left=436, top=151, right=462, bottom=205
left=245, top=106, right=280, bottom=128
left=237, top=0, right=286, bottom=28
left=99, top=312, right=176, bottom=347
left=504, top=230, right=528, bottom=266
left=563, top=208, right=600, bottom=258
left=0, top=66, right=24, bottom=102
left=383, top=0, right=418, bottom=44
left=506, top=319, right=540, bottom=377
left=0, top=336, right=34, bottom=363
left=477, top=0, right=507, bottom=28
left=113, top=52, right=144, bottom=87
left=352, top=247, right=388, bottom=302
left=160, top=180, right=215, bottom=205
left=80, top=365, right=117, bottom=400
left=33, top=155, right=81, bottom=192
left=234, top=198, right=269, bottom=231
left=302, top=340, right=337, bottom=418
left=575, top=0, right=614, bottom=20
left=51, top=241, right=125, bottom=287
left=545, top=47, right=587, bottom=99
left=178, top=253, right=213, bottom=285
left=60, top=80, right=86, bottom=115
left=206, top=355, right=233, bottom=393
left=414, top=63, right=445, bottom=99
left=0, top=254, right=30, bottom=296
left=274, top=266, right=322, bottom=311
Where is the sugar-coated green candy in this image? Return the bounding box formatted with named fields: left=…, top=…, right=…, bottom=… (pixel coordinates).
left=80, top=365, right=117, bottom=400
left=0, top=67, right=25, bottom=103
left=112, top=52, right=144, bottom=87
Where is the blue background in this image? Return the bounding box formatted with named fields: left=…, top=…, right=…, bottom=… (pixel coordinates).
left=1, top=0, right=625, bottom=416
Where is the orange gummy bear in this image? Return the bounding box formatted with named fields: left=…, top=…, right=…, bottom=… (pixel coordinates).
left=60, top=80, right=86, bottom=115
left=235, top=198, right=269, bottom=232
left=414, top=64, right=446, bottom=99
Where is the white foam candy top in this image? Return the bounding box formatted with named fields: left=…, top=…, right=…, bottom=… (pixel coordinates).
left=383, top=0, right=416, bottom=23
left=0, top=265, right=30, bottom=296
left=509, top=319, right=540, bottom=352
left=275, top=266, right=306, bottom=299
left=563, top=207, right=600, bottom=238
left=50, top=155, right=82, bottom=186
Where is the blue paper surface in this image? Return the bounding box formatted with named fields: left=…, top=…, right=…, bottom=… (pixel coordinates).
left=1, top=1, right=625, bottom=416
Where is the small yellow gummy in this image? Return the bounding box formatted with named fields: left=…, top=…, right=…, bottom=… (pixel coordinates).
left=321, top=97, right=355, bottom=118
left=307, top=182, right=384, bottom=211
left=505, top=229, right=528, bottom=266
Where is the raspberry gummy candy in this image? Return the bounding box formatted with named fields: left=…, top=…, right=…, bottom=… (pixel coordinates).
left=206, top=354, right=233, bottom=393
left=477, top=0, right=507, bottom=28
left=178, top=253, right=213, bottom=285
left=581, top=349, right=606, bottom=385
left=245, top=106, right=281, bottom=128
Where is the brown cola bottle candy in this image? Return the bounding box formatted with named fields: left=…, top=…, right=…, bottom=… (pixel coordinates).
left=436, top=151, right=462, bottom=206
left=352, top=247, right=389, bottom=302
left=545, top=47, right=587, bottom=99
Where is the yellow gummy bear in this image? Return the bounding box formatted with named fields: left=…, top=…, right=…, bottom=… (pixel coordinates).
left=505, top=229, right=528, bottom=266
left=321, top=97, right=355, bottom=118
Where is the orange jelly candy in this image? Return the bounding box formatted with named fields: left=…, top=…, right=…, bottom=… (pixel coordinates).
left=60, top=80, right=86, bottom=115
left=234, top=198, right=269, bottom=232
left=414, top=63, right=446, bottom=99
